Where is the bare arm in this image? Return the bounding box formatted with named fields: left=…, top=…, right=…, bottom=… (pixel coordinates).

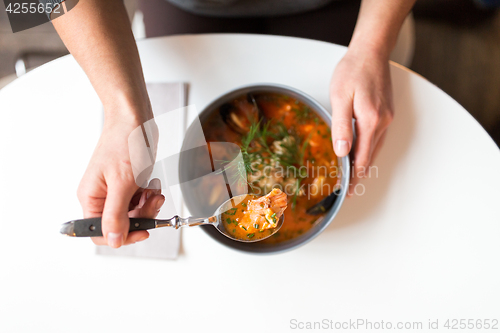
left=53, top=0, right=151, bottom=123
left=53, top=0, right=163, bottom=248
left=330, top=0, right=417, bottom=195
left=351, top=0, right=416, bottom=59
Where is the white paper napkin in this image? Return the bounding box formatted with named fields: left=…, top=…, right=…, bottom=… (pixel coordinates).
left=96, top=82, right=188, bottom=260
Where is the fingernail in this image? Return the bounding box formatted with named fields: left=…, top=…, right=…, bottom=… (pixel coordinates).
left=149, top=178, right=161, bottom=190
left=138, top=235, right=149, bottom=242
left=107, top=232, right=123, bottom=248
left=335, top=140, right=349, bottom=156
left=156, top=197, right=165, bottom=211
left=146, top=190, right=152, bottom=200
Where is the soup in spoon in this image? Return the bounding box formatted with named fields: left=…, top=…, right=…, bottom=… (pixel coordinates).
left=221, top=188, right=287, bottom=241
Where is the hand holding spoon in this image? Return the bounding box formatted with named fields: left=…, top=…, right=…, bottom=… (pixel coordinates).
left=60, top=193, right=285, bottom=243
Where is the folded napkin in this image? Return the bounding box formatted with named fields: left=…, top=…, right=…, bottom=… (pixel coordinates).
left=96, top=82, right=189, bottom=260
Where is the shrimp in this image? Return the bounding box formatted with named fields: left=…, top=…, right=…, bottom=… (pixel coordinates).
left=243, top=188, right=288, bottom=230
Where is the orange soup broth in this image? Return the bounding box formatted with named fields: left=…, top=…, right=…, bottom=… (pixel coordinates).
left=202, top=93, right=339, bottom=243
left=221, top=195, right=275, bottom=241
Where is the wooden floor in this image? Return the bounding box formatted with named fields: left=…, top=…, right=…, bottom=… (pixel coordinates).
left=0, top=1, right=499, bottom=145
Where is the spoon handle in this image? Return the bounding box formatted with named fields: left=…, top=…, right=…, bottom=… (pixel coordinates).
left=60, top=217, right=156, bottom=237
left=156, top=216, right=217, bottom=229
left=60, top=216, right=217, bottom=237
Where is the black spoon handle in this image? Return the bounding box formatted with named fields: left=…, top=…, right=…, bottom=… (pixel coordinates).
left=60, top=217, right=157, bottom=237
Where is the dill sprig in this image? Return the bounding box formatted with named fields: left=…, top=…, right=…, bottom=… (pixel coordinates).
left=218, top=115, right=312, bottom=211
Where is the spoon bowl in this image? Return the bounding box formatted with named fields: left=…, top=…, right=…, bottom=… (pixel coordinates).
left=214, top=194, right=285, bottom=243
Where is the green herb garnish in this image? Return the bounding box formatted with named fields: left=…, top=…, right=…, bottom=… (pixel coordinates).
left=294, top=105, right=312, bottom=123
left=271, top=213, right=277, bottom=223
left=291, top=178, right=302, bottom=211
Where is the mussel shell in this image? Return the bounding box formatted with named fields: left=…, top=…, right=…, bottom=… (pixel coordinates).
left=219, top=94, right=264, bottom=135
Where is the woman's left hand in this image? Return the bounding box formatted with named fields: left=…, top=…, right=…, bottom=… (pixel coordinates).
left=329, top=46, right=394, bottom=196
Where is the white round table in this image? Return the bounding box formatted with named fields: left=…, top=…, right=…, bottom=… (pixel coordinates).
left=1, top=34, right=499, bottom=333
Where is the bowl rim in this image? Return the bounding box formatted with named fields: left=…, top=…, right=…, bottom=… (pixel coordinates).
left=180, top=83, right=350, bottom=254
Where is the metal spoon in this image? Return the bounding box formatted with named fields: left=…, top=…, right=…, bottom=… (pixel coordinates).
left=60, top=194, right=285, bottom=243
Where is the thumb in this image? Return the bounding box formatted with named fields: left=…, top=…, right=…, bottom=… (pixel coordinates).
left=101, top=181, right=135, bottom=248
left=330, top=91, right=354, bottom=157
